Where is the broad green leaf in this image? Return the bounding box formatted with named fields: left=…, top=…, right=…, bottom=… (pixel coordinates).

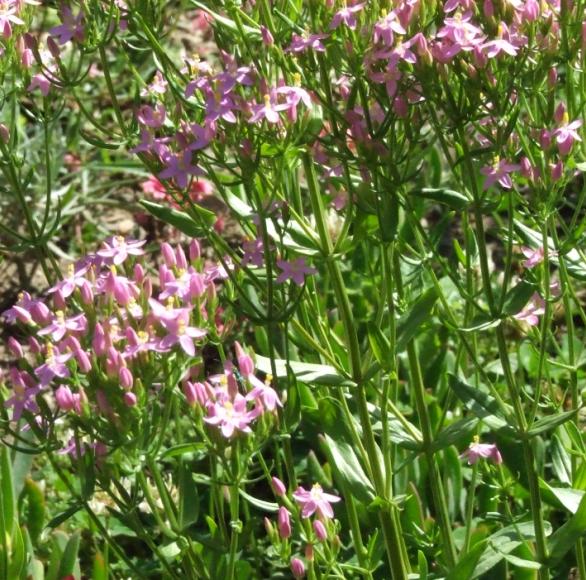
left=502, top=280, right=537, bottom=316
left=57, top=531, right=80, bottom=579
left=24, top=479, right=45, bottom=545
left=255, top=355, right=355, bottom=387
left=7, top=524, right=25, bottom=580
left=414, top=187, right=470, bottom=210
left=396, top=288, right=438, bottom=351
left=540, top=480, right=584, bottom=514
left=324, top=434, right=375, bottom=504
left=448, top=374, right=513, bottom=429
left=140, top=200, right=215, bottom=236
left=550, top=434, right=572, bottom=485
left=179, top=460, right=200, bottom=530
left=547, top=492, right=586, bottom=565
left=527, top=410, right=577, bottom=438
left=0, top=445, right=15, bottom=539
left=431, top=417, right=479, bottom=453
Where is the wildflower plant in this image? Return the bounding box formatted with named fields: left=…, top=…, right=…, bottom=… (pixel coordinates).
left=0, top=0, right=586, bottom=578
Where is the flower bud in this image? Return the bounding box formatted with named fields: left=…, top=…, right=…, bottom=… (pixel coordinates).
left=80, top=280, right=94, bottom=304
left=313, top=519, right=327, bottom=542
left=304, top=543, right=314, bottom=562
left=134, top=263, right=145, bottom=283
left=161, top=243, right=176, bottom=268
left=0, top=124, right=9, bottom=144
left=55, top=385, right=76, bottom=411
left=119, top=366, right=134, bottom=390
left=278, top=507, right=291, bottom=539
left=7, top=337, right=24, bottom=359
left=261, top=25, right=274, bottom=46
left=47, top=36, right=61, bottom=59
left=290, top=557, right=306, bottom=579
left=272, top=476, right=287, bottom=497
left=75, top=349, right=92, bottom=373
left=124, top=391, right=137, bottom=407
left=235, top=341, right=254, bottom=377
left=547, top=68, right=557, bottom=88
left=189, top=239, right=201, bottom=262
left=176, top=245, right=188, bottom=270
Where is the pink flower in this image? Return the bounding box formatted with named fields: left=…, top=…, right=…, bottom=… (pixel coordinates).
left=49, top=5, right=84, bottom=44
left=272, top=476, right=287, bottom=497
left=553, top=115, right=582, bottom=155
left=276, top=258, right=317, bottom=286
left=158, top=317, right=207, bottom=357
left=292, top=483, right=341, bottom=519
left=329, top=3, right=365, bottom=30
left=286, top=33, right=328, bottom=54
left=246, top=374, right=282, bottom=411
left=461, top=437, right=502, bottom=465
left=97, top=236, right=146, bottom=266
left=480, top=158, right=520, bottom=190
left=203, top=393, right=259, bottom=438
left=313, top=519, right=328, bottom=542
left=249, top=93, right=288, bottom=125
left=513, top=292, right=545, bottom=326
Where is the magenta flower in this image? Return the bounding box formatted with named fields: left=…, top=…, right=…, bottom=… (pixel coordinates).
left=276, top=258, right=317, bottom=286
left=4, top=368, right=39, bottom=422
left=158, top=317, right=207, bottom=357
left=553, top=116, right=582, bottom=155
left=97, top=236, right=146, bottom=266
left=246, top=374, right=282, bottom=412
left=520, top=246, right=556, bottom=269
left=34, top=344, right=72, bottom=387
left=47, top=263, right=89, bottom=298
left=158, top=150, right=203, bottom=189
left=249, top=93, right=288, bottom=125
left=286, top=33, right=328, bottom=54
left=461, top=437, right=503, bottom=465
left=293, top=483, right=341, bottom=519
left=329, top=3, right=365, bottom=30
left=49, top=5, right=84, bottom=45
left=241, top=238, right=265, bottom=268
left=38, top=311, right=87, bottom=342
left=480, top=158, right=520, bottom=190
left=203, top=393, right=259, bottom=438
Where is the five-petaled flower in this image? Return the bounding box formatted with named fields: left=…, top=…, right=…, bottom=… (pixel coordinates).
left=293, top=483, right=341, bottom=519
left=461, top=436, right=503, bottom=465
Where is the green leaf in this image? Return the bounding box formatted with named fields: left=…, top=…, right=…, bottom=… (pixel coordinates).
left=414, top=187, right=470, bottom=210
left=179, top=460, right=200, bottom=530
left=255, top=355, right=355, bottom=387
left=547, top=492, right=586, bottom=565
left=527, top=410, right=577, bottom=438
left=367, top=323, right=392, bottom=371
left=57, top=531, right=80, bottom=578
left=323, top=434, right=375, bottom=504
left=7, top=524, right=25, bottom=580
left=238, top=489, right=279, bottom=513
left=140, top=200, right=215, bottom=237
left=0, top=445, right=16, bottom=539
left=396, top=288, right=438, bottom=351
left=540, top=480, right=584, bottom=514
left=46, top=503, right=83, bottom=529
left=431, top=417, right=479, bottom=453
left=448, top=374, right=513, bottom=429
left=92, top=551, right=108, bottom=580
left=502, top=280, right=537, bottom=316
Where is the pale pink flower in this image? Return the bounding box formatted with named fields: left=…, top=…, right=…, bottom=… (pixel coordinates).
left=461, top=438, right=502, bottom=465
left=292, top=483, right=341, bottom=519
left=204, top=393, right=259, bottom=438
left=513, top=292, right=545, bottom=326
left=276, top=258, right=317, bottom=286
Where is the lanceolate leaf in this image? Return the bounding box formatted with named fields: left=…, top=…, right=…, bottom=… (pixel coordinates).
left=547, top=493, right=586, bottom=566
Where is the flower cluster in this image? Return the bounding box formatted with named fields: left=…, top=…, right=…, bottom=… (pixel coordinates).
left=1, top=236, right=275, bottom=453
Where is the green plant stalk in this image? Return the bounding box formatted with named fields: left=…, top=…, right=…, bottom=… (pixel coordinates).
left=549, top=220, right=586, bottom=577
left=391, top=245, right=457, bottom=569
left=463, top=462, right=479, bottom=556
left=226, top=443, right=241, bottom=580
left=303, top=153, right=409, bottom=579
left=459, top=135, right=550, bottom=577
